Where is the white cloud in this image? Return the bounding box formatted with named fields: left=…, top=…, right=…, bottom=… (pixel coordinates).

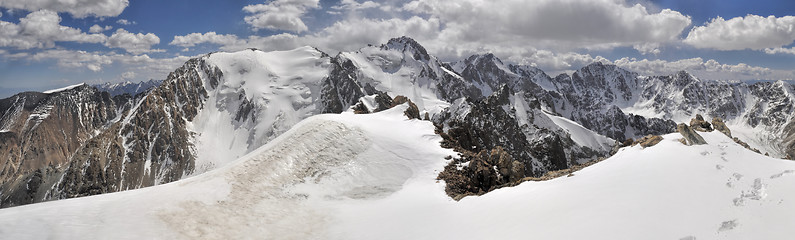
left=243, top=0, right=319, bottom=32
left=88, top=24, right=112, bottom=33
left=10, top=48, right=195, bottom=80
left=169, top=32, right=244, bottom=48
left=116, top=19, right=136, bottom=25
left=308, top=16, right=441, bottom=52
left=29, top=49, right=113, bottom=72
left=105, top=28, right=161, bottom=54
left=404, top=0, right=691, bottom=50
left=0, top=0, right=128, bottom=18
left=764, top=47, right=795, bottom=55
left=612, top=57, right=776, bottom=79
left=684, top=15, right=795, bottom=51
left=633, top=43, right=661, bottom=55
left=0, top=10, right=106, bottom=49
left=121, top=71, right=135, bottom=80
left=332, top=0, right=381, bottom=11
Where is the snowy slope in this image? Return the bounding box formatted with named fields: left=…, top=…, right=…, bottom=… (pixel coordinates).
left=1, top=105, right=794, bottom=239
left=541, top=111, right=615, bottom=153
left=191, top=47, right=332, bottom=172
left=42, top=83, right=87, bottom=94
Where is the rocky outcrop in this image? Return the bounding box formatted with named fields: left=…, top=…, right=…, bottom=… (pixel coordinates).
left=391, top=96, right=420, bottom=119
left=677, top=123, right=707, bottom=145
left=437, top=146, right=525, bottom=200
left=633, top=135, right=663, bottom=148
left=690, top=114, right=713, bottom=132
left=712, top=117, right=732, bottom=137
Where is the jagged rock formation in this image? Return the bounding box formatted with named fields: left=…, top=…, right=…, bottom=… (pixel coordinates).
left=712, top=117, right=732, bottom=137
left=93, top=79, right=163, bottom=96
left=437, top=146, right=524, bottom=200
left=677, top=123, right=707, bottom=145
left=690, top=114, right=713, bottom=132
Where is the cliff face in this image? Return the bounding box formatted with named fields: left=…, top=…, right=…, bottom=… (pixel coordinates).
left=0, top=86, right=119, bottom=206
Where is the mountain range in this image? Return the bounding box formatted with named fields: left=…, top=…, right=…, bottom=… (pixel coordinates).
left=0, top=36, right=793, bottom=209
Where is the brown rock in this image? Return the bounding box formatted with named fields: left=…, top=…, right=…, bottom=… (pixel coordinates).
left=392, top=95, right=421, bottom=119
left=677, top=123, right=707, bottom=145
left=633, top=135, right=663, bottom=148
left=711, top=117, right=732, bottom=137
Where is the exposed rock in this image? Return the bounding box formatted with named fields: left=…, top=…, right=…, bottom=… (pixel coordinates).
left=712, top=117, right=732, bottom=137
left=689, top=114, right=713, bottom=132
left=677, top=123, right=707, bottom=145
left=437, top=146, right=525, bottom=200
left=678, top=138, right=688, bottom=145
left=391, top=96, right=420, bottom=119
left=352, top=92, right=393, bottom=114
left=633, top=135, right=663, bottom=148
left=732, top=137, right=761, bottom=154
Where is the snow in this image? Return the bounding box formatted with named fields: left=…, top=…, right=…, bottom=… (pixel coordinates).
left=190, top=47, right=331, bottom=173
left=42, top=83, right=86, bottom=94
left=543, top=111, right=615, bottom=152
left=341, top=47, right=451, bottom=115
left=1, top=107, right=793, bottom=239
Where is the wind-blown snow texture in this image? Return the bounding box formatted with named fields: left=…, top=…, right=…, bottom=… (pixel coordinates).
left=0, top=108, right=793, bottom=240
left=1, top=36, right=794, bottom=209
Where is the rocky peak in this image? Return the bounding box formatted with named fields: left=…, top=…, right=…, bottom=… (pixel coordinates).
left=381, top=36, right=431, bottom=62
left=672, top=70, right=698, bottom=87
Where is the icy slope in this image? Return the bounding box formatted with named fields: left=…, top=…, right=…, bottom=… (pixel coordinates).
left=1, top=106, right=794, bottom=239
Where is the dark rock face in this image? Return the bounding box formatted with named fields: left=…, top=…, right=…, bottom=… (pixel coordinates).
left=690, top=114, right=713, bottom=132
left=437, top=146, right=524, bottom=200
left=321, top=57, right=365, bottom=114
left=391, top=96, right=421, bottom=119
left=93, top=79, right=162, bottom=96
left=677, top=123, right=707, bottom=145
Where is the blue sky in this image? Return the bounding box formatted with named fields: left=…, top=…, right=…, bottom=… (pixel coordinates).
left=0, top=0, right=794, bottom=97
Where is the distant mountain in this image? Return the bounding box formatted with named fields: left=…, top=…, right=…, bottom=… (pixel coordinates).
left=93, top=79, right=163, bottom=96
left=0, top=36, right=792, bottom=208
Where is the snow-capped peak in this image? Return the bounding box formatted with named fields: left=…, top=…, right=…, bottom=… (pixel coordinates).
left=42, top=83, right=87, bottom=94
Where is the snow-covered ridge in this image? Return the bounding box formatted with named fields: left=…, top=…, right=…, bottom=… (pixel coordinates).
left=42, top=83, right=87, bottom=94
left=1, top=107, right=793, bottom=239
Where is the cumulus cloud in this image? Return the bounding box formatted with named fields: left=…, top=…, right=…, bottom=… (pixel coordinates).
left=9, top=48, right=195, bottom=79
left=169, top=32, right=244, bottom=48
left=88, top=24, right=112, bottom=33
left=404, top=0, right=691, bottom=51
left=243, top=0, right=319, bottom=32
left=0, top=10, right=106, bottom=49
left=684, top=15, right=795, bottom=50
left=612, top=57, right=774, bottom=78
left=105, top=28, right=161, bottom=54
left=0, top=0, right=128, bottom=18
left=28, top=49, right=112, bottom=72
left=331, top=0, right=381, bottom=11
left=764, top=47, right=795, bottom=55
left=116, top=19, right=135, bottom=25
